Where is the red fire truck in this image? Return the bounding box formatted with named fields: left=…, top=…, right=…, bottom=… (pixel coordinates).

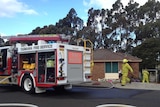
left=0, top=34, right=93, bottom=93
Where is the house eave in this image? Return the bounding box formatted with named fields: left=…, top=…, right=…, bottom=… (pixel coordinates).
left=94, top=59, right=142, bottom=63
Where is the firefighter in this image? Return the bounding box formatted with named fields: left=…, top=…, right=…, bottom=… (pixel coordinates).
left=142, top=68, right=149, bottom=83
left=121, top=59, right=134, bottom=86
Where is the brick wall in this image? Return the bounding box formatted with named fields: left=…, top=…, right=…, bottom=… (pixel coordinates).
left=92, top=62, right=140, bottom=81
left=130, top=62, right=140, bottom=78
left=92, top=62, right=105, bottom=81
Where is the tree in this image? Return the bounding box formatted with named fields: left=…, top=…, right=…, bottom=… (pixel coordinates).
left=56, top=8, right=83, bottom=35
left=135, top=0, right=160, bottom=43
left=30, top=27, right=41, bottom=34
left=28, top=0, right=160, bottom=57
left=30, top=8, right=83, bottom=36
left=132, top=38, right=160, bottom=69
left=76, top=26, right=97, bottom=48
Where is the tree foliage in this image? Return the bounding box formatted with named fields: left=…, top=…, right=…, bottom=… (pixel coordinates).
left=30, top=0, right=160, bottom=51
left=28, top=0, right=160, bottom=68
left=30, top=8, right=83, bottom=36
left=132, top=38, right=160, bottom=69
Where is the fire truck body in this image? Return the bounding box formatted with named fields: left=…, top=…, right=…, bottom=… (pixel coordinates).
left=0, top=35, right=92, bottom=93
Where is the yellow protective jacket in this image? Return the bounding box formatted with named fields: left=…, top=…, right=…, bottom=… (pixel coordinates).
left=142, top=69, right=149, bottom=77
left=122, top=63, right=133, bottom=76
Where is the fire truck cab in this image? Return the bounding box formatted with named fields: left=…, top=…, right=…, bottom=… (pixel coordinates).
left=0, top=34, right=93, bottom=93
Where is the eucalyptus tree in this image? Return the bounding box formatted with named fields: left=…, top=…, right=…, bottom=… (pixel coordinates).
left=87, top=8, right=105, bottom=48
left=30, top=8, right=83, bottom=36
left=107, top=0, right=126, bottom=52
left=122, top=0, right=139, bottom=53
left=135, top=0, right=160, bottom=43
left=55, top=8, right=83, bottom=35
left=30, top=27, right=41, bottom=34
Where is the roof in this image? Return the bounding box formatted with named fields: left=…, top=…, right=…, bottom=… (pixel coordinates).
left=93, top=49, right=142, bottom=62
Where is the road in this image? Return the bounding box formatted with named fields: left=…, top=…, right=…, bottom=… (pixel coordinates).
left=0, top=85, right=159, bottom=107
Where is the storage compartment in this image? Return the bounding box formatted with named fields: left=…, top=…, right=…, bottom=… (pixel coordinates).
left=38, top=51, right=55, bottom=83
left=19, top=53, right=36, bottom=70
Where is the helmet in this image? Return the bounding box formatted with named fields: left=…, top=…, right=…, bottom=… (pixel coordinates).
left=123, top=59, right=128, bottom=63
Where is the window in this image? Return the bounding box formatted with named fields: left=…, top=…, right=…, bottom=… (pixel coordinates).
left=105, top=62, right=118, bottom=73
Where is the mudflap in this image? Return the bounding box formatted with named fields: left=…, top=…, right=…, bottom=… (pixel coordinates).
left=64, top=84, right=72, bottom=90
left=35, top=87, right=46, bottom=93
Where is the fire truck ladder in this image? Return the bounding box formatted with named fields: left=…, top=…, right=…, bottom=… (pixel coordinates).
left=77, top=38, right=94, bottom=72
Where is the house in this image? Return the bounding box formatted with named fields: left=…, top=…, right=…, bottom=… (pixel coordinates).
left=92, top=49, right=142, bottom=81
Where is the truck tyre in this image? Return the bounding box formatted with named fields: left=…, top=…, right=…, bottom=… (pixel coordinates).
left=21, top=75, right=35, bottom=93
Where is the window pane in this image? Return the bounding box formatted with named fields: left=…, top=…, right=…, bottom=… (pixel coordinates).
left=105, top=62, right=111, bottom=73
left=112, top=62, right=118, bottom=73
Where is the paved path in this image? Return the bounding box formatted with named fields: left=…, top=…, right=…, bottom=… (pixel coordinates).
left=74, top=81, right=160, bottom=90
left=114, top=82, right=160, bottom=90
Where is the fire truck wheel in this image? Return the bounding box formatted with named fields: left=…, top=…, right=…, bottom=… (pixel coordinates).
left=21, top=75, right=35, bottom=93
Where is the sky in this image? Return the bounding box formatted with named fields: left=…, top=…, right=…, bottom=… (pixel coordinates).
left=0, top=0, right=158, bottom=36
